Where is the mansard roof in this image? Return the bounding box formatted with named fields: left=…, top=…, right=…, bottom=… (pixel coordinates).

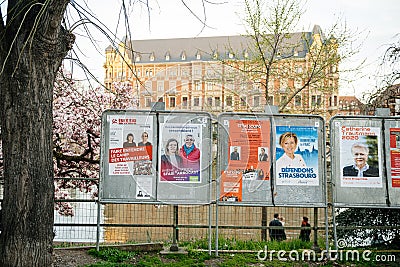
left=107, top=25, right=323, bottom=63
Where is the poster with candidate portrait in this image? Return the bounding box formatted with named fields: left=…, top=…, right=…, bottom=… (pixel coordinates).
left=275, top=125, right=319, bottom=186
left=340, top=126, right=382, bottom=188
left=159, top=123, right=202, bottom=183
left=389, top=128, right=400, bottom=188
left=105, top=114, right=154, bottom=200
left=108, top=115, right=153, bottom=176
left=220, top=119, right=271, bottom=202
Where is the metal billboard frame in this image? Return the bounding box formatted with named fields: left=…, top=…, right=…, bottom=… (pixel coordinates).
left=99, top=110, right=213, bottom=205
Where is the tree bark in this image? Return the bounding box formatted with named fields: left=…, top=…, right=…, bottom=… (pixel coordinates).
left=0, top=1, right=72, bottom=266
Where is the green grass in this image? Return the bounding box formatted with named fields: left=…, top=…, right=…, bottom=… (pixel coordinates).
left=82, top=239, right=399, bottom=267
left=88, top=248, right=137, bottom=263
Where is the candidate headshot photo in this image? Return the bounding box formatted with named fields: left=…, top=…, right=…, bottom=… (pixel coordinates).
left=230, top=146, right=240, bottom=161
left=258, top=147, right=268, bottom=161
left=276, top=132, right=306, bottom=169
left=342, top=142, right=379, bottom=177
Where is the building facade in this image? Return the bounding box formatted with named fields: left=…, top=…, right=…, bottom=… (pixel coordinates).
left=104, top=26, right=339, bottom=119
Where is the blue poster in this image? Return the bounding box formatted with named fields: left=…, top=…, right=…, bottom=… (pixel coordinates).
left=275, top=126, right=319, bottom=186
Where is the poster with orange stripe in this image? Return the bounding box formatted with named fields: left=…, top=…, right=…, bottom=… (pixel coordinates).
left=220, top=119, right=270, bottom=202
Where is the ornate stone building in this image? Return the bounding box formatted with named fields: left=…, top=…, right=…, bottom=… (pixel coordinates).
left=104, top=25, right=339, bottom=118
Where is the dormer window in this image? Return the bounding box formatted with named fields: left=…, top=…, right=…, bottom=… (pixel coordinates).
left=165, top=53, right=170, bottom=61
left=181, top=52, right=186, bottom=60
left=228, top=52, right=234, bottom=59
left=135, top=55, right=141, bottom=62
left=196, top=51, right=201, bottom=60
left=150, top=52, right=155, bottom=61
left=243, top=50, right=249, bottom=58
left=212, top=51, right=218, bottom=59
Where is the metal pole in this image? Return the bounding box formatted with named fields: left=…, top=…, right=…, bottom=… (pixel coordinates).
left=261, top=206, right=267, bottom=241
left=331, top=204, right=338, bottom=259
left=325, top=206, right=330, bottom=259
left=96, top=200, right=101, bottom=251
left=170, top=205, right=179, bottom=251
left=208, top=203, right=212, bottom=256
left=312, top=207, right=321, bottom=251
left=215, top=202, right=219, bottom=257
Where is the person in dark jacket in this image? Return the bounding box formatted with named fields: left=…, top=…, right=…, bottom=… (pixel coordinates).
left=269, top=213, right=286, bottom=241
left=342, top=143, right=379, bottom=177
left=230, top=146, right=240, bottom=160
left=161, top=138, right=183, bottom=170
left=299, top=216, right=311, bottom=242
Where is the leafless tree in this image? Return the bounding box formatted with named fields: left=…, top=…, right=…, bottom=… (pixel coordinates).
left=0, top=0, right=218, bottom=265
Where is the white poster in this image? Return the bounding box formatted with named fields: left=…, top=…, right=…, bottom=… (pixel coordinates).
left=107, top=115, right=153, bottom=176
left=339, top=125, right=382, bottom=188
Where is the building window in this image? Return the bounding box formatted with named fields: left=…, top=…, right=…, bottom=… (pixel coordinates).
left=169, top=97, right=176, bottom=108
left=226, top=96, right=233, bottom=107
left=181, top=67, right=189, bottom=77
left=182, top=97, right=188, bottom=108
left=297, top=66, right=303, bottom=73
left=281, top=95, right=287, bottom=104
left=267, top=96, right=274, bottom=105
left=194, top=68, right=201, bottom=76
left=334, top=95, right=338, bottom=106
left=215, top=97, right=221, bottom=106
left=168, top=68, right=177, bottom=77
left=169, top=81, right=176, bottom=93
left=194, top=80, right=201, bottom=91
left=240, top=96, right=247, bottom=106
left=294, top=95, right=301, bottom=106
left=158, top=97, right=164, bottom=102
left=311, top=95, right=322, bottom=106
left=253, top=96, right=260, bottom=107
left=194, top=97, right=200, bottom=106
left=157, top=81, right=164, bottom=92
left=207, top=97, right=213, bottom=106
left=145, top=98, right=151, bottom=107
left=196, top=52, right=201, bottom=60
left=145, top=69, right=153, bottom=77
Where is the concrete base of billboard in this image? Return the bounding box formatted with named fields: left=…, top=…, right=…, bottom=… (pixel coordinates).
left=160, top=246, right=188, bottom=255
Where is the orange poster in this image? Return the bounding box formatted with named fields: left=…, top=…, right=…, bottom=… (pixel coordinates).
left=227, top=119, right=270, bottom=180
left=219, top=170, right=243, bottom=202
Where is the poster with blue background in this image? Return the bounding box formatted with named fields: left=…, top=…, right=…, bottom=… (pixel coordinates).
left=275, top=125, right=319, bottom=186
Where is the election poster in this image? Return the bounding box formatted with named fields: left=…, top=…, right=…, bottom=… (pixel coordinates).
left=219, top=170, right=243, bottom=202
left=275, top=125, right=319, bottom=186
left=159, top=123, right=202, bottom=182
left=339, top=125, right=382, bottom=188
left=107, top=115, right=153, bottom=176
left=220, top=119, right=271, bottom=201
left=389, top=128, right=400, bottom=188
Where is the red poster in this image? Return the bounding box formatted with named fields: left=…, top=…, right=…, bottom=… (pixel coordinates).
left=390, top=128, right=400, bottom=188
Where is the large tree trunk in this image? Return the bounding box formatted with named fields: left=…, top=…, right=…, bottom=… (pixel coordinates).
left=0, top=1, right=72, bottom=266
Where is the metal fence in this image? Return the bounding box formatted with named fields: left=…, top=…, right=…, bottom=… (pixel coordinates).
left=50, top=178, right=328, bottom=245
left=0, top=176, right=397, bottom=256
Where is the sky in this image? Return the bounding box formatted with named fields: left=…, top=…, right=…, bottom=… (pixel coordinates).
left=70, top=0, right=400, bottom=100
